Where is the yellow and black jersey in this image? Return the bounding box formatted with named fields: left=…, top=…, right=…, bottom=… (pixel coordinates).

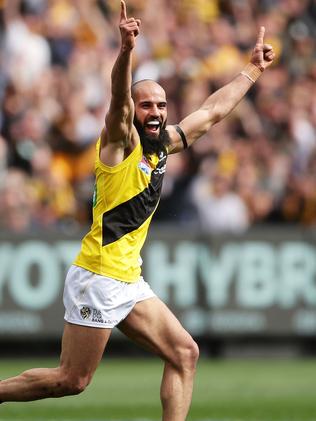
left=74, top=138, right=167, bottom=282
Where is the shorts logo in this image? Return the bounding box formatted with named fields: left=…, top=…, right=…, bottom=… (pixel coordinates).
left=92, top=309, right=104, bottom=323
left=80, top=306, right=91, bottom=320
left=80, top=307, right=118, bottom=325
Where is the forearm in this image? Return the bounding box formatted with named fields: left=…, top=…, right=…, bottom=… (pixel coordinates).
left=104, top=47, right=133, bottom=146
left=202, top=64, right=262, bottom=124
left=110, top=47, right=133, bottom=107
left=103, top=1, right=139, bottom=148
left=172, top=27, right=274, bottom=151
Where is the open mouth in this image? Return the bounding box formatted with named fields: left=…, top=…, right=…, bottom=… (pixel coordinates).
left=146, top=121, right=161, bottom=134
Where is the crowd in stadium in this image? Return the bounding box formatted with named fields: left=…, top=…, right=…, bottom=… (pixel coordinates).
left=0, top=0, right=315, bottom=234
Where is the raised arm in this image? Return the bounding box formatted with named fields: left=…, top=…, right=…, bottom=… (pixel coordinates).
left=100, top=0, right=140, bottom=166
left=168, top=27, right=275, bottom=153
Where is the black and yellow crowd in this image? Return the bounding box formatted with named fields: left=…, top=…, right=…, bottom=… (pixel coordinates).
left=0, top=0, right=315, bottom=234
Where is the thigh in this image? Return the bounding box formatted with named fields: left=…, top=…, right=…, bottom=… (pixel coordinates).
left=60, top=322, right=111, bottom=378
left=118, top=297, right=194, bottom=362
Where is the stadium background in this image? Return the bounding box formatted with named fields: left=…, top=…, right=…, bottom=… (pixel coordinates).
left=0, top=0, right=316, bottom=420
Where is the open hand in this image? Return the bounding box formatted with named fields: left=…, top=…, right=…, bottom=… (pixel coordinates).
left=119, top=0, right=141, bottom=51
left=250, top=26, right=275, bottom=71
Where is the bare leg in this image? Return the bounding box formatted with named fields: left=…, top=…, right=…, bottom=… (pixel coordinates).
left=0, top=322, right=111, bottom=402
left=118, top=297, right=199, bottom=421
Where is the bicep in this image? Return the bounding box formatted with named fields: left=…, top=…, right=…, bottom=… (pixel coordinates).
left=104, top=98, right=135, bottom=148
left=100, top=98, right=139, bottom=166
left=168, top=108, right=214, bottom=153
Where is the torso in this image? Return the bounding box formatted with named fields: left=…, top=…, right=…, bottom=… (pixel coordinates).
left=74, top=138, right=168, bottom=282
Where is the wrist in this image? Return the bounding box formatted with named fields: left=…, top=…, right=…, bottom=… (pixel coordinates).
left=240, top=63, right=263, bottom=83
left=121, top=45, right=134, bottom=53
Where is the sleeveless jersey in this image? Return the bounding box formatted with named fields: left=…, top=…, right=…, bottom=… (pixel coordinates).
left=74, top=139, right=167, bottom=282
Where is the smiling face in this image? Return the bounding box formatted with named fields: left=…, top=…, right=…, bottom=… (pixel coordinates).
left=132, top=80, right=168, bottom=138
left=132, top=80, right=170, bottom=156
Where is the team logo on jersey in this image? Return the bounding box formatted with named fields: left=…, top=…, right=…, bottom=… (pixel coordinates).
left=80, top=306, right=91, bottom=320
left=138, top=156, right=151, bottom=176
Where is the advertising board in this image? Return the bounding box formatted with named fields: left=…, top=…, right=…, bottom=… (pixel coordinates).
left=0, top=228, right=315, bottom=339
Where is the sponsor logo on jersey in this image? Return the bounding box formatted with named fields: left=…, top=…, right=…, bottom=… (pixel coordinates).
left=153, top=164, right=166, bottom=175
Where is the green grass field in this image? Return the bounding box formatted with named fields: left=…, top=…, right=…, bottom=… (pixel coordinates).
left=0, top=358, right=315, bottom=421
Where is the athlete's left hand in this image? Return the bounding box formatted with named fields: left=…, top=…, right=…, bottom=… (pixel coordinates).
left=250, top=26, right=275, bottom=71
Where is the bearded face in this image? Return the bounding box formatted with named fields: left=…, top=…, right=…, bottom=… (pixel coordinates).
left=134, top=116, right=170, bottom=156
left=131, top=80, right=170, bottom=157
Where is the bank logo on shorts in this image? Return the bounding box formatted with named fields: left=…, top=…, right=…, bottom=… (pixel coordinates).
left=79, top=306, right=118, bottom=325
left=80, top=306, right=91, bottom=320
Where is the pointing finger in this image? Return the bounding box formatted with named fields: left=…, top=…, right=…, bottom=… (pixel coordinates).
left=256, top=26, right=265, bottom=45
left=120, top=0, right=127, bottom=22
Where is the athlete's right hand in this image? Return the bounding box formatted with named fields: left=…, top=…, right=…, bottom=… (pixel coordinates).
left=119, top=0, right=141, bottom=51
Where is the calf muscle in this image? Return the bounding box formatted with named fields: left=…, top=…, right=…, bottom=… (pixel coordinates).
left=0, top=323, right=111, bottom=402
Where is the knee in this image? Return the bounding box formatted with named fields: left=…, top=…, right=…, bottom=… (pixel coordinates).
left=173, top=338, right=199, bottom=372
left=59, top=372, right=91, bottom=396
left=186, top=339, right=200, bottom=368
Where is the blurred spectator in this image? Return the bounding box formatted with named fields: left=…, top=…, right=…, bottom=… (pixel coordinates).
left=190, top=158, right=250, bottom=234
left=1, top=0, right=316, bottom=234
left=0, top=168, right=36, bottom=232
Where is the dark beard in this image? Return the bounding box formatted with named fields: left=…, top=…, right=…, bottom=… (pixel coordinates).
left=134, top=118, right=170, bottom=157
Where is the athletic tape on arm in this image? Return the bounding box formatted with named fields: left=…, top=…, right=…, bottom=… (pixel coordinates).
left=174, top=125, right=188, bottom=150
